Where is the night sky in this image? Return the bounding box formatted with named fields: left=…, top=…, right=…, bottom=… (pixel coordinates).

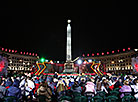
left=0, top=1, right=136, bottom=61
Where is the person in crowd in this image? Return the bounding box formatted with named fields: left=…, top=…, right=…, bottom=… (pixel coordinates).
left=37, top=81, right=52, bottom=102
left=6, top=80, right=21, bottom=101
left=0, top=79, right=6, bottom=100
left=69, top=77, right=74, bottom=87
left=56, top=79, right=68, bottom=99
left=131, top=78, right=138, bottom=99
left=80, top=78, right=86, bottom=87
left=114, top=78, right=123, bottom=89
left=54, top=72, right=58, bottom=78
left=84, top=78, right=96, bottom=96
left=5, top=77, right=13, bottom=89
left=96, top=78, right=102, bottom=92
left=100, top=78, right=109, bottom=94
left=34, top=77, right=40, bottom=95
left=26, top=77, right=35, bottom=100
left=119, top=80, right=132, bottom=98
left=71, top=81, right=82, bottom=94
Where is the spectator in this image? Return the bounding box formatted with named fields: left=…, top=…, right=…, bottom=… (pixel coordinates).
left=71, top=81, right=82, bottom=94
left=0, top=79, right=6, bottom=100
left=101, top=79, right=109, bottom=94
left=84, top=79, right=96, bottom=95
left=56, top=80, right=68, bottom=98
left=37, top=81, right=52, bottom=102
left=6, top=81, right=21, bottom=101
left=5, top=77, right=13, bottom=89
left=114, top=78, right=123, bottom=88
left=119, top=80, right=132, bottom=98
left=131, top=79, right=138, bottom=99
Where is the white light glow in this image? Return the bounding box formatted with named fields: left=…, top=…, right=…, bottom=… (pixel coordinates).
left=88, top=59, right=92, bottom=63
left=77, top=59, right=82, bottom=65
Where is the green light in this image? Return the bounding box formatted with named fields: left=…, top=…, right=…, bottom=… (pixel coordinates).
left=40, top=58, right=45, bottom=62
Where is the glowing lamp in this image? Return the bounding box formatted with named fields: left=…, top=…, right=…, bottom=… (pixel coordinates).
left=35, top=54, right=37, bottom=56
left=88, top=59, right=92, bottom=63
left=112, top=51, right=114, bottom=53
left=2, top=48, right=4, bottom=51
left=12, top=50, right=14, bottom=53
left=5, top=49, right=7, bottom=51
left=40, top=58, right=45, bottom=62
left=77, top=59, right=82, bottom=65
left=123, top=49, right=125, bottom=51
left=107, top=52, right=109, bottom=54
left=9, top=49, right=11, bottom=52
left=24, top=52, right=25, bottom=54
left=87, top=54, right=89, bottom=56
left=102, top=53, right=104, bottom=55
left=128, top=47, right=130, bottom=50
left=45, top=59, right=49, bottom=62
left=29, top=53, right=31, bottom=55
left=26, top=52, right=28, bottom=55
left=92, top=53, right=94, bottom=56
left=82, top=54, right=85, bottom=57
left=32, top=53, right=34, bottom=56
left=15, top=50, right=17, bottom=53
left=117, top=50, right=120, bottom=52
left=20, top=52, right=22, bottom=54
left=50, top=60, right=54, bottom=64
left=97, top=53, right=99, bottom=55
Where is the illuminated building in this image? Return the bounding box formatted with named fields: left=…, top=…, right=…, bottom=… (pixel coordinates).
left=82, top=48, right=138, bottom=74
left=0, top=47, right=38, bottom=74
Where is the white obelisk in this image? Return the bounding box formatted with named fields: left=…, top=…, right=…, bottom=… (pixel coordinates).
left=66, top=20, right=72, bottom=62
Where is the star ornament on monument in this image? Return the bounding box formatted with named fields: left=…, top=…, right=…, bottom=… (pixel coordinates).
left=67, top=20, right=71, bottom=23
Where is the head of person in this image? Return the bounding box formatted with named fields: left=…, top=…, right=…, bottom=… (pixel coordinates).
left=119, top=78, right=122, bottom=83
left=124, top=80, right=129, bottom=85
left=0, top=79, right=4, bottom=86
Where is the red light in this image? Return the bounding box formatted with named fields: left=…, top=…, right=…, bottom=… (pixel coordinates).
left=15, top=50, right=17, bottom=53
left=20, top=52, right=22, bottom=54
left=117, top=50, right=120, bottom=52
left=9, top=49, right=11, bottom=52
left=92, top=53, right=94, bottom=56
left=128, top=47, right=130, bottom=50
left=24, top=52, right=26, bottom=54
left=82, top=54, right=85, bottom=57
left=2, top=48, right=4, bottom=51
left=12, top=50, right=14, bottom=53
left=107, top=52, right=109, bottom=54
left=97, top=53, right=99, bottom=55
left=35, top=54, right=37, bottom=56
left=102, top=52, right=104, bottom=55
left=26, top=52, right=28, bottom=55
left=112, top=51, right=114, bottom=53
left=123, top=49, right=125, bottom=51
left=32, top=53, right=34, bottom=56
left=87, top=54, right=89, bottom=56
left=5, top=49, right=7, bottom=52
left=29, top=53, right=31, bottom=55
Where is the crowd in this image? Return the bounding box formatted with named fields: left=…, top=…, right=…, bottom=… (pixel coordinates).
left=0, top=72, right=138, bottom=102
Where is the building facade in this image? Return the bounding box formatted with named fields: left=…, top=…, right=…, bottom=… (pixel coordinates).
left=0, top=47, right=39, bottom=74
left=82, top=48, right=138, bottom=74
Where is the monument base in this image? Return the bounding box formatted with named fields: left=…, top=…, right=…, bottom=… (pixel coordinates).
left=64, top=62, right=74, bottom=73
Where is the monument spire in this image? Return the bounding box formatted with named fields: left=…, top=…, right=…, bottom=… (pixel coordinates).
left=66, top=20, right=72, bottom=62
left=64, top=19, right=74, bottom=73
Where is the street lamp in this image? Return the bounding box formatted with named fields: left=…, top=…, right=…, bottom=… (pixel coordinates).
left=77, top=59, right=82, bottom=65
left=40, top=58, right=45, bottom=62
